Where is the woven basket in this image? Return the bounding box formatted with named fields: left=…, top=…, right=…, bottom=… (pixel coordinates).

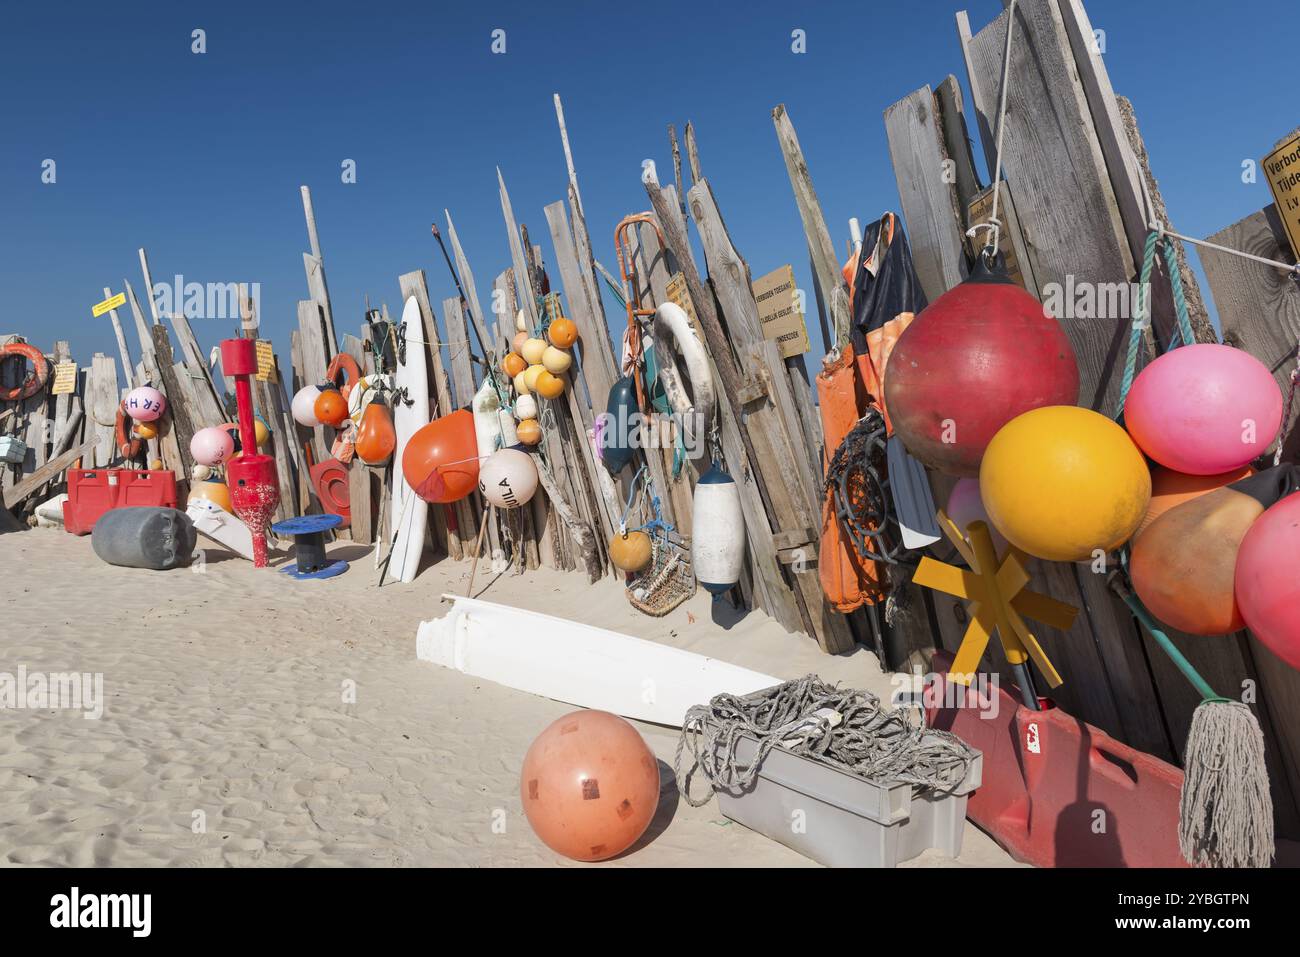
left=626, top=538, right=696, bottom=616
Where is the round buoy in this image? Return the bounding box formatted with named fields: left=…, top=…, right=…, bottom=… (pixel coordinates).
left=478, top=448, right=538, bottom=508
left=884, top=258, right=1079, bottom=476
left=502, top=352, right=527, bottom=378
left=148, top=458, right=163, bottom=471
left=542, top=346, right=572, bottom=374
left=609, top=530, right=652, bottom=572
left=1131, top=480, right=1262, bottom=635
left=124, top=385, right=167, bottom=422
left=520, top=710, right=659, bottom=862
left=548, top=317, right=578, bottom=348
left=512, top=331, right=530, bottom=354
left=535, top=370, right=565, bottom=399
left=187, top=479, right=232, bottom=513
left=515, top=394, right=538, bottom=421
left=314, top=388, right=348, bottom=428
left=1235, top=491, right=1300, bottom=669
left=523, top=364, right=546, bottom=394
left=134, top=421, right=159, bottom=441
left=1124, top=343, right=1281, bottom=475
left=692, top=464, right=745, bottom=595
left=292, top=385, right=322, bottom=427
left=1135, top=465, right=1253, bottom=539
left=403, top=409, right=480, bottom=503
left=980, top=406, right=1149, bottom=561
left=516, top=418, right=542, bottom=445
left=190, top=426, right=236, bottom=466
left=521, top=337, right=548, bottom=366
left=513, top=370, right=531, bottom=396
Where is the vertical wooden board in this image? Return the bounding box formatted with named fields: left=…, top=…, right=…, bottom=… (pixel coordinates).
left=544, top=200, right=618, bottom=402
left=883, top=85, right=969, bottom=301
left=150, top=330, right=195, bottom=479
left=1242, top=640, right=1300, bottom=836
left=87, top=354, right=119, bottom=468
left=441, top=296, right=477, bottom=408
left=965, top=0, right=1132, bottom=411
left=934, top=75, right=983, bottom=212
left=443, top=210, right=494, bottom=359
left=349, top=463, right=374, bottom=545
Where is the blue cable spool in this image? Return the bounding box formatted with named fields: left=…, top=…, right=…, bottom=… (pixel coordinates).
left=270, top=513, right=348, bottom=581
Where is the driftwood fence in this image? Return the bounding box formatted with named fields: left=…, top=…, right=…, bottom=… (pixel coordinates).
left=2, top=0, right=1296, bottom=841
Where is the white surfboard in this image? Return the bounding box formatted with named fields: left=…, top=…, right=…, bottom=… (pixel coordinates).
left=387, top=297, right=429, bottom=583
left=417, top=595, right=781, bottom=727
left=186, top=499, right=255, bottom=561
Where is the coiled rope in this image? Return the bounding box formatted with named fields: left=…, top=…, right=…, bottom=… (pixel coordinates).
left=674, top=676, right=977, bottom=808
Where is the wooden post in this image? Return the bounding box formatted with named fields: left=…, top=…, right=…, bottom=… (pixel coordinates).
left=101, top=286, right=135, bottom=390
left=301, top=185, right=339, bottom=356
left=138, top=248, right=162, bottom=325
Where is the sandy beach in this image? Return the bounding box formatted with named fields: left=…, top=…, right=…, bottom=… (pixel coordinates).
left=0, top=529, right=1016, bottom=867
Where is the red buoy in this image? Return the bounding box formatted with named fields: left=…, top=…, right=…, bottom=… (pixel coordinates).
left=884, top=256, right=1079, bottom=477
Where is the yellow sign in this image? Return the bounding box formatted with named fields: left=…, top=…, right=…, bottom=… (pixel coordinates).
left=1263, top=131, right=1300, bottom=259
left=255, top=340, right=276, bottom=382
left=751, top=265, right=810, bottom=359
left=51, top=361, right=78, bottom=395
left=91, top=292, right=126, bottom=317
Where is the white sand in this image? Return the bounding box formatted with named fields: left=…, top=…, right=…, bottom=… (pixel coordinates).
left=0, top=528, right=1017, bottom=867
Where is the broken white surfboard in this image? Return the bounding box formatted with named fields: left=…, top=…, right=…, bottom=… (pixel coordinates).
left=187, top=499, right=255, bottom=560
left=416, top=595, right=780, bottom=727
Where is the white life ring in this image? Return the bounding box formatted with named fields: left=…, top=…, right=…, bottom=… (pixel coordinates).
left=652, top=301, right=715, bottom=457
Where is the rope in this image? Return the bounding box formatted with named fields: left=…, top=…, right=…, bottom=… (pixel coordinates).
left=1116, top=229, right=1197, bottom=417
left=674, top=676, right=977, bottom=808
left=824, top=409, right=906, bottom=564
left=965, top=0, right=1018, bottom=260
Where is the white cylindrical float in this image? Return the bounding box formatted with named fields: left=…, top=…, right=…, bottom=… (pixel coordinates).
left=692, top=464, right=745, bottom=596
left=472, top=378, right=518, bottom=458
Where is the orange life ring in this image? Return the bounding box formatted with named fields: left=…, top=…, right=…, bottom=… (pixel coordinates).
left=326, top=354, right=361, bottom=399
left=0, top=342, right=50, bottom=402
left=116, top=402, right=144, bottom=460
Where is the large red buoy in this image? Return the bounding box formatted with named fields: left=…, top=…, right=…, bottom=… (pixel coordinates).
left=884, top=256, right=1079, bottom=477
left=402, top=409, right=479, bottom=503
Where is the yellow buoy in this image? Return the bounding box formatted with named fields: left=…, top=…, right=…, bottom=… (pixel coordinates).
left=134, top=421, right=159, bottom=440
left=513, top=370, right=531, bottom=396
left=516, top=418, right=542, bottom=445
left=542, top=345, right=572, bottom=374
left=523, top=364, right=547, bottom=393
left=980, top=406, right=1150, bottom=562
left=188, top=479, right=233, bottom=513
left=148, top=458, right=163, bottom=471
left=609, top=530, right=652, bottom=572
left=521, top=337, right=548, bottom=366
left=535, top=370, right=565, bottom=399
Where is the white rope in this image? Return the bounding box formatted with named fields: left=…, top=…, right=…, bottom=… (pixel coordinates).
left=966, top=0, right=1018, bottom=259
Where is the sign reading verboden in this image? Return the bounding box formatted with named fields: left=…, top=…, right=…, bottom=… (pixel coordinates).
left=751, top=265, right=810, bottom=359
left=1263, top=131, right=1300, bottom=259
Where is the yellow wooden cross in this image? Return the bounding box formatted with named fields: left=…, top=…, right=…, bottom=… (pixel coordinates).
left=913, top=511, right=1078, bottom=687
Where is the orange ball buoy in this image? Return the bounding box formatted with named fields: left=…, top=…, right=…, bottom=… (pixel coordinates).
left=535, top=370, right=565, bottom=399
left=516, top=418, right=542, bottom=445
left=403, top=409, right=480, bottom=503
left=609, top=530, right=652, bottom=572
left=502, top=352, right=527, bottom=378
left=313, top=387, right=348, bottom=428
left=512, top=331, right=530, bottom=354
left=134, top=421, right=159, bottom=440
left=520, top=710, right=660, bottom=862
left=1135, top=465, right=1253, bottom=539
left=548, top=317, right=578, bottom=349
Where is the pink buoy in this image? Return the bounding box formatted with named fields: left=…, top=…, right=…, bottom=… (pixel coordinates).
left=1234, top=490, right=1300, bottom=671
left=124, top=385, right=167, bottom=422
left=190, top=426, right=235, bottom=466
left=946, top=477, right=1008, bottom=556
left=1123, top=343, right=1281, bottom=475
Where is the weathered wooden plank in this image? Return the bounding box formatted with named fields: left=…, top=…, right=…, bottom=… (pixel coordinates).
left=300, top=185, right=339, bottom=356
left=1, top=440, right=94, bottom=513
left=443, top=210, right=494, bottom=358
left=884, top=85, right=969, bottom=301
left=86, top=354, right=119, bottom=467
left=150, top=328, right=196, bottom=481
left=101, top=286, right=135, bottom=390
left=934, top=76, right=983, bottom=214
left=440, top=295, right=485, bottom=560
left=964, top=0, right=1132, bottom=411
left=544, top=200, right=618, bottom=403
left=296, top=299, right=331, bottom=465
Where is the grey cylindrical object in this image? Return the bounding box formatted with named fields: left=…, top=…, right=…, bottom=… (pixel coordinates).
left=91, top=507, right=197, bottom=570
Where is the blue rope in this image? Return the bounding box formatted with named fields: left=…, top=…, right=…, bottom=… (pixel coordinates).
left=1116, top=229, right=1196, bottom=417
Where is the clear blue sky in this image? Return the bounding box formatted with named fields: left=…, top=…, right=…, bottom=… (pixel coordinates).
left=0, top=0, right=1287, bottom=378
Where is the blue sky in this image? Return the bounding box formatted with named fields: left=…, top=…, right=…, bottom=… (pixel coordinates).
left=0, top=0, right=1288, bottom=379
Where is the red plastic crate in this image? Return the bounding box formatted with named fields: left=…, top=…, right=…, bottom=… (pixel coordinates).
left=116, top=469, right=178, bottom=509
left=63, top=469, right=119, bottom=535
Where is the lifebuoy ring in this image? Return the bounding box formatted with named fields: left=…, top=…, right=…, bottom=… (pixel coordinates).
left=326, top=354, right=361, bottom=399
left=0, top=342, right=50, bottom=402
left=116, top=402, right=144, bottom=460
left=652, top=302, right=715, bottom=457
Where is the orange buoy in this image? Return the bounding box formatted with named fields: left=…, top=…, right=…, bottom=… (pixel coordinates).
left=313, top=387, right=349, bottom=428
left=520, top=710, right=660, bottom=861
left=548, top=317, right=578, bottom=348
left=403, top=409, right=480, bottom=503
left=535, top=370, right=565, bottom=399
left=354, top=399, right=396, bottom=465
left=515, top=418, right=542, bottom=445
left=502, top=352, right=527, bottom=378
left=609, top=530, right=652, bottom=572
left=1135, top=465, right=1253, bottom=539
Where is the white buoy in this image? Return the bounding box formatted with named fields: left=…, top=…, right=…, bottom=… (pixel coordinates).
left=692, top=464, right=745, bottom=596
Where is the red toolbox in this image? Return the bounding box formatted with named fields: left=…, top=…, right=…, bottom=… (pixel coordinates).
left=925, top=651, right=1187, bottom=868
left=63, top=469, right=177, bottom=535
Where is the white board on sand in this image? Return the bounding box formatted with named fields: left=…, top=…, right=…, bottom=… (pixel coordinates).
left=388, top=297, right=430, bottom=584
left=416, top=595, right=781, bottom=727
